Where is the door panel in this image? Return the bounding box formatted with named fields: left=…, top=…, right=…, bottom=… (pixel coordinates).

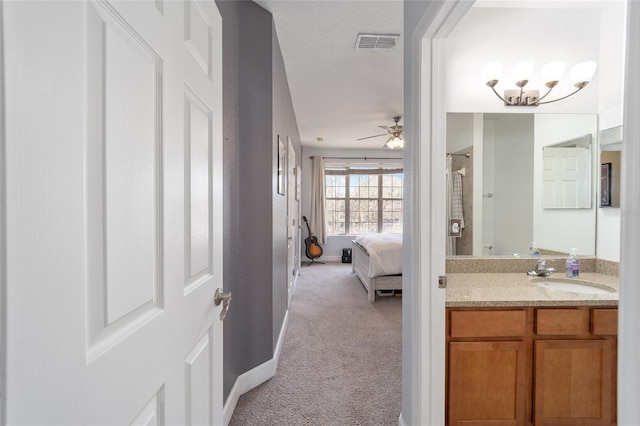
left=448, top=341, right=527, bottom=426
left=185, top=86, right=214, bottom=289
left=4, top=1, right=224, bottom=424
left=85, top=0, right=164, bottom=359
left=131, top=391, right=164, bottom=426
left=185, top=330, right=213, bottom=426
left=534, top=340, right=613, bottom=425
left=543, top=147, right=591, bottom=209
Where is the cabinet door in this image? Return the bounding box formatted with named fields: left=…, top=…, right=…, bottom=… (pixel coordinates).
left=448, top=341, right=527, bottom=426
left=534, top=340, right=614, bottom=425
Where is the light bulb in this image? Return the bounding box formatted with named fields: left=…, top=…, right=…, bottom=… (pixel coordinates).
left=482, top=61, right=503, bottom=87
left=385, top=136, right=404, bottom=149
left=541, top=61, right=566, bottom=88
left=511, top=61, right=534, bottom=87
left=570, top=61, right=597, bottom=88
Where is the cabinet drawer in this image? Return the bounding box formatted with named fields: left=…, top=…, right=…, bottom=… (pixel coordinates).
left=592, top=309, right=618, bottom=335
left=450, top=310, right=527, bottom=338
left=536, top=308, right=589, bottom=335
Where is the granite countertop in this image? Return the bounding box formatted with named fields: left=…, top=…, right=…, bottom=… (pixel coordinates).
left=446, top=272, right=619, bottom=307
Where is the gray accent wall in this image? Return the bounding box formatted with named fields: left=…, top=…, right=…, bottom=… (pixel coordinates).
left=217, top=0, right=301, bottom=402
left=271, top=22, right=302, bottom=349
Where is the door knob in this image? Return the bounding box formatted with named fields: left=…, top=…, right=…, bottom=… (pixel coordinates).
left=214, top=288, right=232, bottom=321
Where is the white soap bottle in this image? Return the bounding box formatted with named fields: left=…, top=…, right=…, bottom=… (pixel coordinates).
left=565, top=248, right=580, bottom=278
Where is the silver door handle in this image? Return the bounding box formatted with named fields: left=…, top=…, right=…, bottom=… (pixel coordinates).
left=214, top=288, right=232, bottom=320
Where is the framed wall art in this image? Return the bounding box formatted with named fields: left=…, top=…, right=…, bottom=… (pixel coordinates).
left=600, top=162, right=612, bottom=207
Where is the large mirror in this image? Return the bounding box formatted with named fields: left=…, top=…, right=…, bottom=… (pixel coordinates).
left=446, top=113, right=598, bottom=257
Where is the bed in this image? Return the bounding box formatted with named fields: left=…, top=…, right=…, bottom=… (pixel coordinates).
left=352, top=233, right=403, bottom=302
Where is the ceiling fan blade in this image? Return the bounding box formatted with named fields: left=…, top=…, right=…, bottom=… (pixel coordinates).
left=378, top=125, right=391, bottom=130
left=356, top=133, right=388, bottom=141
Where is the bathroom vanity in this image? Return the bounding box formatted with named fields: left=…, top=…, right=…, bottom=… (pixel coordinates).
left=446, top=272, right=619, bottom=426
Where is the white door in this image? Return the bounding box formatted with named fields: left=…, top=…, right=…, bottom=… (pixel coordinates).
left=543, top=146, right=591, bottom=208
left=286, top=138, right=298, bottom=306
left=4, top=1, right=225, bottom=424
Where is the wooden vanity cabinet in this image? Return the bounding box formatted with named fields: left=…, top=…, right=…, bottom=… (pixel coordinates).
left=447, top=309, right=530, bottom=426
left=534, top=339, right=614, bottom=425
left=533, top=308, right=617, bottom=425
left=446, top=307, right=618, bottom=426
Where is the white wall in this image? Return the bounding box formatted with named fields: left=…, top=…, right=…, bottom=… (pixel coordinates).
left=597, top=2, right=627, bottom=262
left=301, top=147, right=403, bottom=261
left=446, top=7, right=601, bottom=114
left=533, top=114, right=598, bottom=255
left=446, top=113, right=474, bottom=153
left=492, top=114, right=535, bottom=255
left=598, top=2, right=627, bottom=129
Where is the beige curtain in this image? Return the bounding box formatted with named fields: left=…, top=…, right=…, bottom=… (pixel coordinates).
left=310, top=155, right=327, bottom=244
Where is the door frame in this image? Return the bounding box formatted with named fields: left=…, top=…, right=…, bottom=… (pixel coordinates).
left=0, top=1, right=6, bottom=423
left=402, top=1, right=473, bottom=425
left=619, top=1, right=640, bottom=423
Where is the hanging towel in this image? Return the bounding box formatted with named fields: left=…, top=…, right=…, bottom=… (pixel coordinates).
left=446, top=156, right=456, bottom=254
left=452, top=172, right=465, bottom=228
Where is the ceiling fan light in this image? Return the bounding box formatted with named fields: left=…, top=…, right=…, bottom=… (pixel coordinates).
left=384, top=135, right=404, bottom=150
left=570, top=61, right=597, bottom=87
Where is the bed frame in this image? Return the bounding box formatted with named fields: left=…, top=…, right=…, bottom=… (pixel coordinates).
left=352, top=240, right=402, bottom=302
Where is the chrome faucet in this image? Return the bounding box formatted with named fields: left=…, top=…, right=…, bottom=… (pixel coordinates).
left=528, top=259, right=555, bottom=277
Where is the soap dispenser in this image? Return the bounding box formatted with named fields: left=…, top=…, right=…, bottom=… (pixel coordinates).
left=565, top=248, right=580, bottom=278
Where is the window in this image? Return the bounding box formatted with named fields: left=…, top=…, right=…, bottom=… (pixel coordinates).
left=325, top=165, right=403, bottom=235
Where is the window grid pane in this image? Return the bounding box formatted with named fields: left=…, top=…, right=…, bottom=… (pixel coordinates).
left=325, top=168, right=403, bottom=235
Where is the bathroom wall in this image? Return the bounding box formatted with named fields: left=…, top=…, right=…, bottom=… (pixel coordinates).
left=533, top=114, right=597, bottom=255
left=446, top=7, right=601, bottom=114
left=490, top=114, right=534, bottom=255
left=596, top=3, right=626, bottom=263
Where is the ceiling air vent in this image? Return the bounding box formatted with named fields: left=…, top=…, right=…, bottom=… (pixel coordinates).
left=355, top=33, right=399, bottom=50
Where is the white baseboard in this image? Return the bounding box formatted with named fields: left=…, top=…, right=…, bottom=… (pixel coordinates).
left=223, top=309, right=289, bottom=425
left=302, top=255, right=343, bottom=263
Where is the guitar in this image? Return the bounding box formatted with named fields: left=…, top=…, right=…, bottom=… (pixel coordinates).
left=302, top=216, right=323, bottom=259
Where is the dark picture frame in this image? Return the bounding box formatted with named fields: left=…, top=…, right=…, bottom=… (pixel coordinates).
left=600, top=162, right=612, bottom=207
left=277, top=136, right=285, bottom=195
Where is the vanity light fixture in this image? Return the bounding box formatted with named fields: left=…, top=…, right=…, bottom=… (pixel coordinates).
left=483, top=60, right=597, bottom=106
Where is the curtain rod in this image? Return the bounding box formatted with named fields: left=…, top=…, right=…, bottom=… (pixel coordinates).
left=308, top=156, right=402, bottom=160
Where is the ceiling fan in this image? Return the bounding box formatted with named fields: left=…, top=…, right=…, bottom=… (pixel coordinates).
left=357, top=116, right=404, bottom=149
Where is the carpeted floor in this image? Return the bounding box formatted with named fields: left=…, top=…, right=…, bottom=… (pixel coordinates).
left=229, top=262, right=402, bottom=426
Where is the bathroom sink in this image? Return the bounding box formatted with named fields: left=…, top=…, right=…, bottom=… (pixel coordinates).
left=533, top=280, right=615, bottom=295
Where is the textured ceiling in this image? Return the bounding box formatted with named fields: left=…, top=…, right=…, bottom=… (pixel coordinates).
left=254, top=0, right=403, bottom=149
left=254, top=0, right=615, bottom=150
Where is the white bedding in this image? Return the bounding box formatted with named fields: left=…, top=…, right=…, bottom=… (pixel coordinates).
left=354, top=233, right=403, bottom=278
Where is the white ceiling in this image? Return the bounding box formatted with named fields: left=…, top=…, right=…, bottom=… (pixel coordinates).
left=254, top=0, right=624, bottom=150
left=254, top=0, right=403, bottom=149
